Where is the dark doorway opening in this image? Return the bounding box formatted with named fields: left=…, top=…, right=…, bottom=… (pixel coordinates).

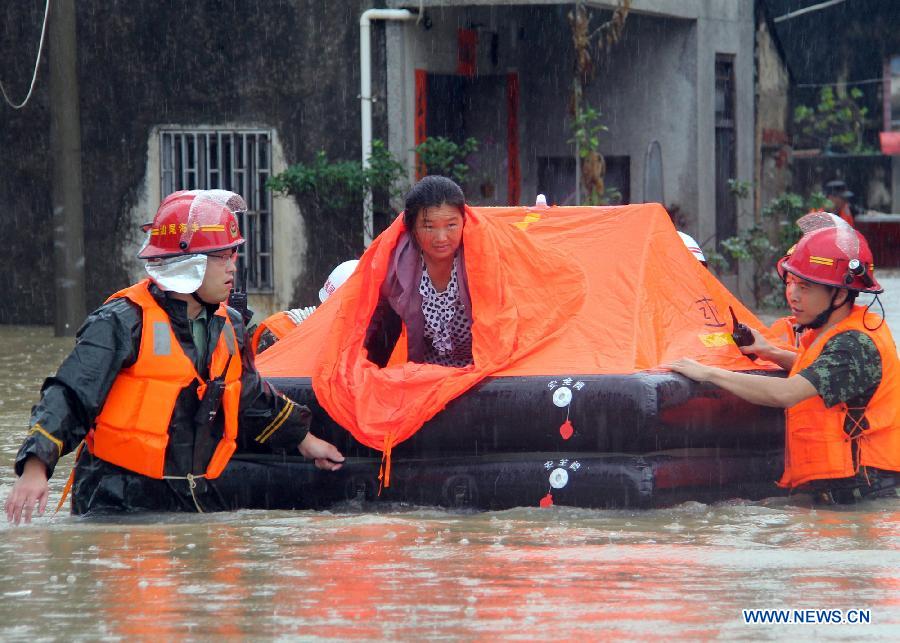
left=715, top=54, right=738, bottom=261
left=421, top=72, right=520, bottom=205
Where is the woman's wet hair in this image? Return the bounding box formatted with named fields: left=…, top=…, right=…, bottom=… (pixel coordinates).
left=403, top=175, right=465, bottom=232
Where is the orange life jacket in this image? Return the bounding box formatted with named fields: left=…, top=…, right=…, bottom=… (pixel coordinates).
left=768, top=315, right=801, bottom=351
left=251, top=311, right=299, bottom=356
left=778, top=305, right=900, bottom=488
left=90, top=279, right=243, bottom=479
left=837, top=203, right=855, bottom=228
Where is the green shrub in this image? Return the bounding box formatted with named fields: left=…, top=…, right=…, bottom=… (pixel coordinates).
left=793, top=87, right=874, bottom=154
left=413, top=136, right=479, bottom=185
left=707, top=185, right=829, bottom=308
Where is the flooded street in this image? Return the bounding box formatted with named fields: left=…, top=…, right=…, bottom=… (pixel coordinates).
left=1, top=326, right=899, bottom=639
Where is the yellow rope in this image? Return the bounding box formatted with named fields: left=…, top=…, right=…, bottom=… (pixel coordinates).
left=53, top=441, right=85, bottom=516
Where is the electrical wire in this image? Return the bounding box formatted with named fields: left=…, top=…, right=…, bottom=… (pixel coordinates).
left=0, top=0, right=51, bottom=110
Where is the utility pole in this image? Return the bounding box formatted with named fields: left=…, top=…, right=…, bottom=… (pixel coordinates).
left=49, top=0, right=86, bottom=336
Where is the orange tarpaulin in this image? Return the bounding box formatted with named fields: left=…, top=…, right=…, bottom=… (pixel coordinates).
left=258, top=203, right=775, bottom=462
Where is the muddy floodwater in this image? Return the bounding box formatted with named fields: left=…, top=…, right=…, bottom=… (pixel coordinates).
left=1, top=326, right=898, bottom=640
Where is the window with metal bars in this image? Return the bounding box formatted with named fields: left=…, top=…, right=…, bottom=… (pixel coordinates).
left=160, top=128, right=274, bottom=291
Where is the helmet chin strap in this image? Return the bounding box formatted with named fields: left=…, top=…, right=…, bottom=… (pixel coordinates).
left=799, top=288, right=843, bottom=330
left=191, top=291, right=213, bottom=306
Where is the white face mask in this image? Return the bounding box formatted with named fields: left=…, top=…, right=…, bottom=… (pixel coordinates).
left=144, top=254, right=208, bottom=293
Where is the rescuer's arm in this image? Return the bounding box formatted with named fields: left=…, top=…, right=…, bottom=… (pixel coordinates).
left=7, top=300, right=141, bottom=524
left=14, top=299, right=141, bottom=479
left=669, top=358, right=818, bottom=408
left=5, top=457, right=51, bottom=525
left=229, top=309, right=344, bottom=470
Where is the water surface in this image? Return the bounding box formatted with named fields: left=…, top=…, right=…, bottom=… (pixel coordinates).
left=1, top=326, right=898, bottom=640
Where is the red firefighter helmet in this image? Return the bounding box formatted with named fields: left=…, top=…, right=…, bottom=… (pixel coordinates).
left=138, top=190, right=246, bottom=259
left=778, top=224, right=882, bottom=294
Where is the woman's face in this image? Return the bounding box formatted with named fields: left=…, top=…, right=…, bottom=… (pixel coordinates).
left=414, top=203, right=464, bottom=263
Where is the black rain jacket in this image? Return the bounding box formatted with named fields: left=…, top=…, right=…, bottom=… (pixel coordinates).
left=15, top=282, right=311, bottom=513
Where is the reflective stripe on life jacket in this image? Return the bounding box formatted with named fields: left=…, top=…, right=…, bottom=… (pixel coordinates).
left=778, top=305, right=900, bottom=488
left=90, top=279, right=243, bottom=479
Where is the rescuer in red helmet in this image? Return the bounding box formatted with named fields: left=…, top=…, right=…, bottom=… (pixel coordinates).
left=671, top=212, right=900, bottom=503
left=5, top=190, right=343, bottom=523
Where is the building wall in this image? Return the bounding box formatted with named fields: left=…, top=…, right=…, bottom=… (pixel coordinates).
left=757, top=20, right=790, bottom=136
left=690, top=0, right=756, bottom=299
left=0, top=0, right=381, bottom=324
left=580, top=13, right=698, bottom=223
left=756, top=17, right=792, bottom=211
left=387, top=0, right=756, bottom=259
left=387, top=3, right=524, bottom=203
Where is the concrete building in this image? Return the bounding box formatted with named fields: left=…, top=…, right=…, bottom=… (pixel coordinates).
left=383, top=0, right=758, bottom=263
left=0, top=1, right=386, bottom=324
left=1, top=1, right=788, bottom=324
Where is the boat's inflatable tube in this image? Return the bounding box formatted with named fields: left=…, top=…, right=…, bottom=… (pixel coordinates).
left=217, top=449, right=785, bottom=510
left=268, top=371, right=785, bottom=458
left=240, top=371, right=786, bottom=509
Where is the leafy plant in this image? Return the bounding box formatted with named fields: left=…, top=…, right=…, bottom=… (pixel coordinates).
left=268, top=140, right=406, bottom=211
left=367, top=139, right=410, bottom=207
left=267, top=150, right=367, bottom=211
left=707, top=185, right=829, bottom=308
left=568, top=105, right=620, bottom=204
left=571, top=105, right=607, bottom=160
left=413, top=136, right=479, bottom=185
left=727, top=178, right=751, bottom=200
left=267, top=139, right=411, bottom=300
left=793, top=86, right=874, bottom=154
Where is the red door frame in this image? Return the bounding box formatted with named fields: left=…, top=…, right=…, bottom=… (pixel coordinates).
left=414, top=68, right=521, bottom=206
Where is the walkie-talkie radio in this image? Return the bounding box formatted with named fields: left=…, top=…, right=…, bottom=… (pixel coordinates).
left=729, top=305, right=758, bottom=361
left=227, top=257, right=253, bottom=327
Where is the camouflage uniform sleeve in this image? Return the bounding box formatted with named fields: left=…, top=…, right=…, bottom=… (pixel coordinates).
left=798, top=331, right=882, bottom=408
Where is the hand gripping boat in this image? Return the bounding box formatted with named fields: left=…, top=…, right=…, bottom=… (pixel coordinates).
left=250, top=203, right=786, bottom=510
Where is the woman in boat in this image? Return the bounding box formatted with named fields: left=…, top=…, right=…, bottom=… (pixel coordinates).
left=364, top=175, right=473, bottom=368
